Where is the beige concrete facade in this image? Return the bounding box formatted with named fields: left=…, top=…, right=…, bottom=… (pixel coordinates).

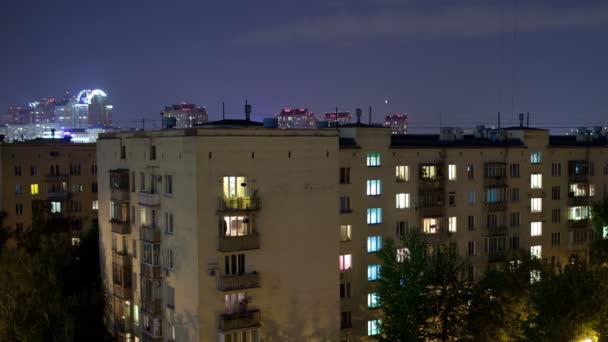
left=0, top=140, right=98, bottom=245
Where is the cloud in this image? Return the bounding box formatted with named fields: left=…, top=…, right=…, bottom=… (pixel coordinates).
left=238, top=4, right=608, bottom=44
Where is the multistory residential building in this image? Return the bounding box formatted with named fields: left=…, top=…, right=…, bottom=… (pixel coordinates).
left=325, top=112, right=352, bottom=126
left=161, top=103, right=209, bottom=128
left=98, top=120, right=607, bottom=341
left=97, top=120, right=340, bottom=342
left=276, top=108, right=317, bottom=129
left=0, top=139, right=98, bottom=246
left=384, top=113, right=408, bottom=135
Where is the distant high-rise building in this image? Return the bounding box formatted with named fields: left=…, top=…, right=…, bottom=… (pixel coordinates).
left=71, top=89, right=113, bottom=128
left=54, top=94, right=75, bottom=128
left=161, top=103, right=208, bottom=128
left=3, top=107, right=31, bottom=125
left=324, top=111, right=352, bottom=126
left=276, top=108, right=317, bottom=129
left=29, top=98, right=56, bottom=124
left=385, top=113, right=408, bottom=134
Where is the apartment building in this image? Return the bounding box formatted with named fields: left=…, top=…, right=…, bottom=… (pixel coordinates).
left=97, top=121, right=340, bottom=342
left=0, top=139, right=98, bottom=245
left=98, top=120, right=606, bottom=341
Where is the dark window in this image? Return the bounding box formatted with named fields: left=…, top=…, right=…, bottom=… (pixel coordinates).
left=92, top=182, right=98, bottom=193
left=552, top=208, right=561, bottom=223
left=340, top=283, right=352, bottom=299
left=120, top=145, right=126, bottom=159
left=552, top=163, right=561, bottom=176
left=340, top=312, right=352, bottom=329
left=510, top=212, right=520, bottom=227
left=510, top=164, right=520, bottom=178
left=467, top=164, right=474, bottom=180
left=150, top=146, right=156, bottom=160
left=340, top=167, right=350, bottom=184
left=448, top=192, right=456, bottom=207
left=468, top=216, right=475, bottom=231
left=552, top=186, right=560, bottom=200
left=340, top=196, right=351, bottom=214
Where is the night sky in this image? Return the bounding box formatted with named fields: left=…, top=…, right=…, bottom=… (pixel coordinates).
left=2, top=0, right=607, bottom=132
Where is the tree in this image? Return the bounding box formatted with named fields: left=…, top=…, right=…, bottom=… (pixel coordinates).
left=591, top=196, right=608, bottom=267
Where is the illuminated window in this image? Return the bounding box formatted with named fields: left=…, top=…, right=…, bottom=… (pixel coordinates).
left=367, top=264, right=380, bottom=281
left=530, top=270, right=541, bottom=284
left=396, top=165, right=409, bottom=182
left=339, top=254, right=352, bottom=272
left=367, top=236, right=382, bottom=253
left=223, top=216, right=247, bottom=236
left=423, top=218, right=439, bottom=234
left=71, top=237, right=80, bottom=246
left=603, top=226, right=608, bottom=239
left=531, top=151, right=541, bottom=164
left=396, top=193, right=410, bottom=209
left=568, top=206, right=590, bottom=220
left=92, top=200, right=99, bottom=210
left=448, top=216, right=457, bottom=233
left=421, top=165, right=437, bottom=179
left=366, top=180, right=381, bottom=196
left=530, top=245, right=542, bottom=259
left=396, top=248, right=409, bottom=262
left=569, top=183, right=588, bottom=197
left=530, top=221, right=542, bottom=237
left=367, top=319, right=382, bottom=336
left=448, top=164, right=457, bottom=180
left=30, top=184, right=39, bottom=195
left=366, top=152, right=381, bottom=167
left=530, top=174, right=542, bottom=189
left=133, top=304, right=139, bottom=325
left=530, top=198, right=542, bottom=213
left=340, top=225, right=352, bottom=242
left=51, top=201, right=61, bottom=213
left=367, top=208, right=382, bottom=225
left=367, top=293, right=380, bottom=309
left=223, top=176, right=247, bottom=198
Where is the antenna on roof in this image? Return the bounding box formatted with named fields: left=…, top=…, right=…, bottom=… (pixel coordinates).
left=526, top=112, right=530, bottom=128
left=335, top=107, right=339, bottom=126
left=439, top=112, right=443, bottom=129
left=356, top=108, right=362, bottom=124
left=498, top=112, right=501, bottom=129
left=245, top=100, right=251, bottom=122
left=518, top=113, right=524, bottom=127
left=222, top=101, right=225, bottom=120
left=368, top=106, right=372, bottom=125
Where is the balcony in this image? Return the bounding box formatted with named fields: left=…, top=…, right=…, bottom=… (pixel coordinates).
left=114, top=319, right=133, bottom=335
left=568, top=196, right=589, bottom=207
left=485, top=225, right=508, bottom=237
left=141, top=263, right=162, bottom=279
left=111, top=219, right=131, bottom=234
left=219, top=309, right=261, bottom=332
left=568, top=219, right=590, bottom=229
left=423, top=230, right=450, bottom=245
left=418, top=178, right=444, bottom=190
left=485, top=202, right=507, bottom=212
left=141, top=298, right=162, bottom=315
left=218, top=197, right=260, bottom=212
left=113, top=283, right=132, bottom=300
left=139, top=192, right=161, bottom=207
left=112, top=251, right=132, bottom=268
left=488, top=251, right=507, bottom=263
left=47, top=191, right=69, bottom=201
left=218, top=272, right=260, bottom=291
left=419, top=205, right=444, bottom=218
left=45, top=173, right=69, bottom=182
left=140, top=225, right=161, bottom=242
left=219, top=233, right=260, bottom=252
left=484, top=176, right=507, bottom=188
left=569, top=173, right=589, bottom=183
left=110, top=188, right=130, bottom=202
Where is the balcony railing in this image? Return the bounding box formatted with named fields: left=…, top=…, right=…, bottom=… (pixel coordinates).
left=45, top=174, right=69, bottom=182
left=113, top=283, right=132, bottom=300
left=141, top=262, right=162, bottom=279
left=140, top=225, right=161, bottom=242
left=141, top=298, right=163, bottom=315
left=569, top=173, right=589, bottom=183
left=111, top=219, right=131, bottom=234
left=568, top=196, right=589, bottom=207
left=484, top=176, right=508, bottom=188
left=485, top=225, right=508, bottom=237
left=218, top=272, right=261, bottom=291
left=568, top=219, right=590, bottom=229
left=423, top=230, right=449, bottom=244
left=418, top=178, right=444, bottom=190
left=219, top=309, right=261, bottom=332
left=485, top=202, right=507, bottom=212
left=110, top=188, right=130, bottom=202
left=139, top=192, right=161, bottom=207
left=488, top=251, right=507, bottom=263
left=219, top=233, right=260, bottom=252
left=218, top=197, right=260, bottom=212
left=112, top=251, right=132, bottom=268
left=47, top=191, right=69, bottom=201
left=419, top=205, right=444, bottom=218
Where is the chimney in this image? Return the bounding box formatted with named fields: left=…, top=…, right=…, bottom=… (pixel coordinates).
left=245, top=100, right=251, bottom=122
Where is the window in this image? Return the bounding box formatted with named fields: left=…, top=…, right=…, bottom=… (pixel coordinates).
left=14, top=165, right=21, bottom=176
left=468, top=241, right=476, bottom=256
left=140, top=172, right=145, bottom=191
left=340, top=225, right=352, bottom=242
left=467, top=163, right=474, bottom=179
left=92, top=182, right=98, bottom=193
left=486, top=188, right=506, bottom=203
left=132, top=239, right=137, bottom=259
left=223, top=216, right=249, bottom=236
left=367, top=264, right=380, bottom=281
left=165, top=175, right=173, bottom=194
left=368, top=320, right=381, bottom=336
left=340, top=196, right=351, bottom=213
left=397, top=248, right=409, bottom=262
left=531, top=151, right=541, bottom=164
left=568, top=206, right=590, bottom=220
left=225, top=254, right=246, bottom=275
left=396, top=165, right=409, bottom=182
left=167, top=286, right=175, bottom=309
left=510, top=212, right=520, bottom=227
left=367, top=208, right=382, bottom=224
left=551, top=186, right=560, bottom=200
left=15, top=184, right=22, bottom=195
left=468, top=216, right=475, bottom=231
left=569, top=183, right=589, bottom=197
left=367, top=236, right=382, bottom=253
left=340, top=167, right=351, bottom=184
left=530, top=198, right=542, bottom=213
left=51, top=201, right=61, bottom=213
left=340, top=312, right=352, bottom=329
left=15, top=203, right=23, bottom=215
left=421, top=165, right=438, bottom=179
left=551, top=232, right=561, bottom=246
left=448, top=216, right=457, bottom=233
left=367, top=293, right=380, bottom=309
left=552, top=208, right=561, bottom=223
left=510, top=163, right=520, bottom=178
left=30, top=184, right=39, bottom=195
left=552, top=162, right=561, bottom=176
left=69, top=164, right=81, bottom=176
left=396, top=193, right=410, bottom=209
left=509, top=236, right=520, bottom=250
left=366, top=152, right=380, bottom=167
left=120, top=145, right=126, bottom=159
left=339, top=254, right=352, bottom=272
left=340, top=283, right=352, bottom=299
left=468, top=191, right=475, bottom=204
left=448, top=164, right=457, bottom=180
left=30, top=165, right=37, bottom=176
left=366, top=180, right=381, bottom=196
left=131, top=172, right=135, bottom=192
left=91, top=163, right=97, bottom=175
left=165, top=212, right=174, bottom=234
left=530, top=174, right=542, bottom=189
left=511, top=188, right=520, bottom=202
left=530, top=222, right=542, bottom=237
left=530, top=245, right=542, bottom=259
left=448, top=192, right=455, bottom=206
left=396, top=221, right=408, bottom=238
left=92, top=200, right=99, bottom=211
left=423, top=218, right=440, bottom=234
left=150, top=146, right=156, bottom=160
left=167, top=249, right=174, bottom=269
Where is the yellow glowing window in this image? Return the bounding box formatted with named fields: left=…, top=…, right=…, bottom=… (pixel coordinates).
left=30, top=184, right=39, bottom=195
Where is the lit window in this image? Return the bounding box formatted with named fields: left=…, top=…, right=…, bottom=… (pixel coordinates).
left=569, top=183, right=588, bottom=197
left=396, top=193, right=410, bottom=209
left=396, top=165, right=409, bottom=182
left=51, top=201, right=61, bottom=213
left=30, top=184, right=39, bottom=195
left=530, top=270, right=541, bottom=284
left=530, top=221, right=542, bottom=237
left=367, top=208, right=382, bottom=225
left=530, top=198, right=542, bottom=213
left=448, top=216, right=457, bottom=232
left=223, top=176, right=247, bottom=198
left=530, top=174, right=542, bottom=189
left=448, top=164, right=457, bottom=180
left=530, top=245, right=542, bottom=259
left=396, top=248, right=409, bottom=262
left=367, top=293, right=380, bottom=309
left=366, top=180, right=381, bottom=196
left=71, top=237, right=80, bottom=246
left=367, top=319, right=382, bottom=336
left=421, top=165, right=437, bottom=179
left=603, top=226, right=608, bottom=239
left=339, top=254, right=352, bottom=271
left=92, top=200, right=99, bottom=210
left=367, top=264, right=380, bottom=281
left=223, top=216, right=247, bottom=236
left=367, top=236, right=382, bottom=253
left=531, top=151, right=541, bottom=164
left=340, top=225, right=352, bottom=242
left=423, top=218, right=439, bottom=234
left=568, top=206, right=590, bottom=220
left=366, top=152, right=381, bottom=167
left=133, top=304, right=139, bottom=325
